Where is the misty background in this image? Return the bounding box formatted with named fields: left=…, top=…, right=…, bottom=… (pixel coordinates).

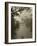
left=11, top=7, right=32, bottom=39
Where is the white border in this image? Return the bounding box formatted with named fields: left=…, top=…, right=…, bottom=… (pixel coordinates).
left=8, top=3, right=35, bottom=43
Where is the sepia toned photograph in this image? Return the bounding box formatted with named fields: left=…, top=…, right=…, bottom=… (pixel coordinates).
left=11, top=7, right=32, bottom=39
left=5, top=2, right=36, bottom=44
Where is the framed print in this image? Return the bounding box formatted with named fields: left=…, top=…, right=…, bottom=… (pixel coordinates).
left=5, top=2, right=36, bottom=44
